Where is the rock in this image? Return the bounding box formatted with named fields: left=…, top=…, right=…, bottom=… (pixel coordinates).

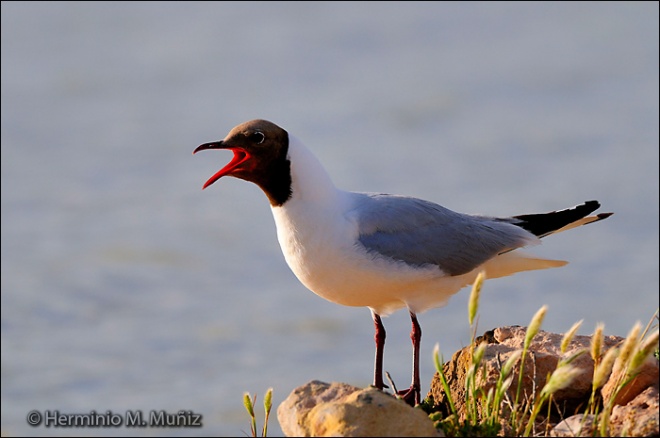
left=277, top=326, right=658, bottom=437
left=550, top=414, right=597, bottom=437
left=609, top=385, right=659, bottom=436
left=428, top=325, right=659, bottom=437
left=277, top=380, right=441, bottom=437
left=428, top=326, right=623, bottom=421
left=601, top=354, right=660, bottom=406
left=552, top=385, right=660, bottom=437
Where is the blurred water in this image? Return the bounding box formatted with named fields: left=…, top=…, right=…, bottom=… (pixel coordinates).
left=1, top=2, right=658, bottom=436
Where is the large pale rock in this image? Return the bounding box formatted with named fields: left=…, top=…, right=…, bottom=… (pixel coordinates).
left=277, top=380, right=441, bottom=437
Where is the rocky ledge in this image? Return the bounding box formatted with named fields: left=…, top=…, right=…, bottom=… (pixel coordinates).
left=277, top=326, right=659, bottom=437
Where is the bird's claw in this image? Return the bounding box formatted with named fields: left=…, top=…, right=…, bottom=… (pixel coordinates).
left=396, top=385, right=420, bottom=407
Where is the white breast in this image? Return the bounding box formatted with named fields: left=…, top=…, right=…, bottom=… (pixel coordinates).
left=269, top=136, right=458, bottom=315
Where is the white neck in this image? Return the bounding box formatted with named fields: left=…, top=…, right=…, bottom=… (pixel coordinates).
left=285, top=135, right=339, bottom=205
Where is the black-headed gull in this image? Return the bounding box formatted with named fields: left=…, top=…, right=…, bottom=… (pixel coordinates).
left=193, top=119, right=612, bottom=405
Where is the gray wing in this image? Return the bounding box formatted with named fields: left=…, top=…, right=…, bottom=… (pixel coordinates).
left=351, top=193, right=537, bottom=276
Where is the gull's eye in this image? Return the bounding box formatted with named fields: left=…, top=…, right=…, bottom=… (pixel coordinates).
left=251, top=131, right=265, bottom=144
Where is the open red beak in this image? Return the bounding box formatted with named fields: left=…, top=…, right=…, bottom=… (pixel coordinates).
left=193, top=141, right=251, bottom=189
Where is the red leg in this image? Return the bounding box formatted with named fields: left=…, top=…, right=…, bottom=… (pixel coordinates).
left=396, top=311, right=421, bottom=406
left=371, top=310, right=387, bottom=390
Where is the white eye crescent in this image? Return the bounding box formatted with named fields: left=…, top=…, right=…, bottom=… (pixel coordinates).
left=251, top=131, right=265, bottom=144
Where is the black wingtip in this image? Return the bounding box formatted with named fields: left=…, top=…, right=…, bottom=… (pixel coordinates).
left=510, top=200, right=611, bottom=237
left=581, top=200, right=601, bottom=214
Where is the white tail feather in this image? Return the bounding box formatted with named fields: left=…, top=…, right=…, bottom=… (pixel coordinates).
left=481, top=251, right=567, bottom=279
